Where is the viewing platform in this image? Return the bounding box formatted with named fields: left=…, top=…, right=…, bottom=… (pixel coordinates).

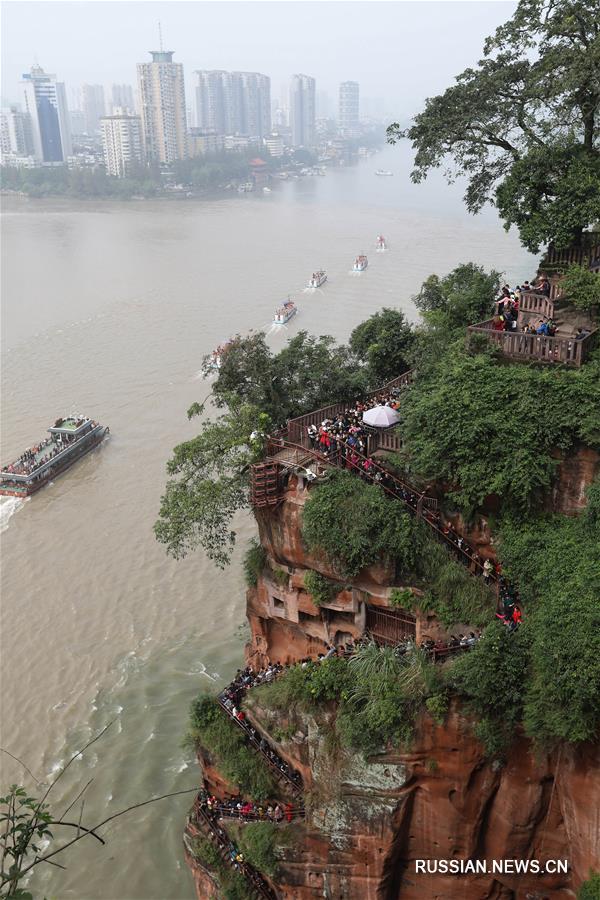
left=468, top=289, right=598, bottom=367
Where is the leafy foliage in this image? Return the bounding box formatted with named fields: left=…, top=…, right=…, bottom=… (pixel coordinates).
left=1, top=163, right=162, bottom=198
left=412, top=263, right=501, bottom=333
left=190, top=837, right=249, bottom=900
left=259, top=646, right=440, bottom=757
left=235, top=822, right=288, bottom=878
left=303, top=570, right=340, bottom=607
left=449, top=622, right=531, bottom=754
left=400, top=345, right=600, bottom=515
left=188, top=696, right=277, bottom=801
left=243, top=538, right=267, bottom=587
left=208, top=331, right=367, bottom=425
left=419, top=540, right=494, bottom=628
left=388, top=0, right=600, bottom=251
left=154, top=401, right=271, bottom=565
left=561, top=263, right=600, bottom=313
left=301, top=470, right=422, bottom=578
left=578, top=872, right=600, bottom=900
left=349, top=308, right=415, bottom=383
left=499, top=489, right=600, bottom=745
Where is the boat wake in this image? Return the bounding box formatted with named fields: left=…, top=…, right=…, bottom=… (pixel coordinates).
left=267, top=323, right=288, bottom=334
left=0, top=496, right=27, bottom=534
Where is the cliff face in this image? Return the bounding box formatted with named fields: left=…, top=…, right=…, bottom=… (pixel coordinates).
left=237, top=477, right=599, bottom=899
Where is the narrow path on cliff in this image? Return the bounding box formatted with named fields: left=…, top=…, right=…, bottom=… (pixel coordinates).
left=189, top=642, right=483, bottom=898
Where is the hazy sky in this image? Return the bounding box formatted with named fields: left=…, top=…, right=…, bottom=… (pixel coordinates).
left=2, top=1, right=516, bottom=115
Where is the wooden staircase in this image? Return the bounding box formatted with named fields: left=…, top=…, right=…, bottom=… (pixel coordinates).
left=250, top=462, right=283, bottom=508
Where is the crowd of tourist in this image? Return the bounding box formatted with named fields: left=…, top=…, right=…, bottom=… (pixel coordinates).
left=306, top=388, right=404, bottom=459
left=3, top=419, right=95, bottom=477
left=193, top=794, right=277, bottom=899
left=200, top=790, right=298, bottom=824
left=218, top=665, right=303, bottom=793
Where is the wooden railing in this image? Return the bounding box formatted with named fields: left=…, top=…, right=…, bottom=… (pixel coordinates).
left=286, top=370, right=413, bottom=444
left=518, top=291, right=554, bottom=319
left=545, top=238, right=600, bottom=270
left=467, top=321, right=598, bottom=366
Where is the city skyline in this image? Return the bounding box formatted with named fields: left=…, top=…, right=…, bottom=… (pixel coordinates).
left=1, top=2, right=517, bottom=118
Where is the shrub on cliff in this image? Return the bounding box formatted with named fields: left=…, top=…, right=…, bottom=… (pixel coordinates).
left=448, top=621, right=531, bottom=754
left=233, top=822, right=290, bottom=879
left=301, top=470, right=422, bottom=578
left=187, top=696, right=277, bottom=801
left=419, top=540, right=494, bottom=628
left=499, top=489, right=600, bottom=746
left=578, top=872, right=600, bottom=900
left=303, top=570, right=340, bottom=606
left=399, top=346, right=600, bottom=516
left=243, top=538, right=267, bottom=587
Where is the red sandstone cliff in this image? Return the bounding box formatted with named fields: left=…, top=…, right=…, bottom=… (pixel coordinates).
left=189, top=474, right=599, bottom=899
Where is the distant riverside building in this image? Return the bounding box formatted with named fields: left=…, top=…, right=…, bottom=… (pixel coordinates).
left=264, top=133, right=284, bottom=157
left=289, top=74, right=316, bottom=147
left=100, top=109, right=144, bottom=176
left=195, top=71, right=234, bottom=134
left=69, top=109, right=86, bottom=136
left=22, top=64, right=72, bottom=164
left=195, top=70, right=271, bottom=140
left=339, top=81, right=359, bottom=136
left=82, top=84, right=106, bottom=134
left=111, top=83, right=135, bottom=114
left=137, top=50, right=188, bottom=163
left=1, top=104, right=34, bottom=157
left=189, top=127, right=225, bottom=156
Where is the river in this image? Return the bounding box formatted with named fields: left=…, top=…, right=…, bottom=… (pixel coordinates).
left=0, top=144, right=536, bottom=899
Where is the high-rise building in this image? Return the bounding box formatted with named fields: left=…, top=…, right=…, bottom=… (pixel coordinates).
left=137, top=50, right=188, bottom=163
left=1, top=104, right=34, bottom=156
left=195, top=70, right=271, bottom=139
left=111, top=84, right=135, bottom=114
left=289, top=74, right=316, bottom=147
left=264, top=133, right=284, bottom=158
left=232, top=72, right=271, bottom=139
left=339, top=81, right=360, bottom=136
left=22, top=64, right=72, bottom=163
left=195, top=71, right=233, bottom=134
left=100, top=109, right=144, bottom=176
left=82, top=84, right=106, bottom=134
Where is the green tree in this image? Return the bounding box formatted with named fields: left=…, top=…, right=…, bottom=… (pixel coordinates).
left=412, top=263, right=501, bottom=332
left=208, top=331, right=366, bottom=424
left=154, top=400, right=271, bottom=565
left=388, top=0, right=600, bottom=252
left=349, top=308, right=415, bottom=383
left=561, top=263, right=600, bottom=314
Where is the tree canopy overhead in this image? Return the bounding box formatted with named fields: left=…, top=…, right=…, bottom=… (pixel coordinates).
left=388, top=0, right=600, bottom=252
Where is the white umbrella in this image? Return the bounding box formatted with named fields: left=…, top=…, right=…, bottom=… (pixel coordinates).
left=362, top=405, right=400, bottom=428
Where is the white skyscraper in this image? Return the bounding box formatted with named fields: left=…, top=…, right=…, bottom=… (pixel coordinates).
left=289, top=74, right=316, bottom=147
left=1, top=104, right=34, bottom=157
left=137, top=50, right=188, bottom=163
left=22, top=64, right=72, bottom=164
left=82, top=84, right=106, bottom=134
left=339, top=81, right=360, bottom=136
left=100, top=110, right=144, bottom=176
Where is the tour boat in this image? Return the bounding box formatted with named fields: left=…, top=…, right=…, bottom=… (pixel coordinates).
left=375, top=169, right=393, bottom=176
left=308, top=270, right=327, bottom=289
left=353, top=255, right=368, bottom=272
left=208, top=339, right=235, bottom=371
left=273, top=299, right=297, bottom=325
left=0, top=416, right=109, bottom=497
left=376, top=235, right=387, bottom=250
